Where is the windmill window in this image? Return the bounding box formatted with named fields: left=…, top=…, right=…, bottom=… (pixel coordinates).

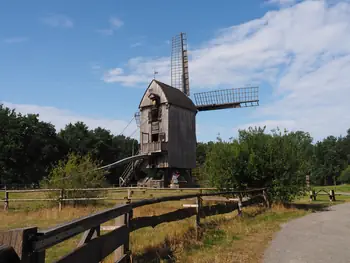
left=151, top=108, right=159, bottom=121
left=151, top=133, right=159, bottom=142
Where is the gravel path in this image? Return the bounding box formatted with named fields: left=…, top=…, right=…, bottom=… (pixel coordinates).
left=263, top=203, right=350, bottom=263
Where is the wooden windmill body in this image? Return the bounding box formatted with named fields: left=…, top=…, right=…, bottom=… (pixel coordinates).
left=120, top=33, right=259, bottom=188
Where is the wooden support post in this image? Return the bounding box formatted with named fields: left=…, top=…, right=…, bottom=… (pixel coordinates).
left=262, top=189, right=270, bottom=208
left=0, top=244, right=21, bottom=263
left=59, top=189, right=64, bottom=211
left=4, top=189, right=8, bottom=211
left=124, top=210, right=132, bottom=262
left=195, top=195, right=202, bottom=240
left=78, top=226, right=100, bottom=247
left=309, top=190, right=313, bottom=202
left=329, top=190, right=336, bottom=202
left=127, top=189, right=132, bottom=203
left=0, top=227, right=45, bottom=263
left=238, top=193, right=243, bottom=216
left=114, top=216, right=125, bottom=262
left=114, top=211, right=131, bottom=263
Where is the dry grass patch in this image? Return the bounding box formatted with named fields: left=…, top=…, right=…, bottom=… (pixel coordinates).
left=0, top=202, right=309, bottom=263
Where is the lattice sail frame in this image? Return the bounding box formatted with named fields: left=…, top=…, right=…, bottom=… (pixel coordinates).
left=194, top=87, right=259, bottom=111
left=171, top=33, right=190, bottom=96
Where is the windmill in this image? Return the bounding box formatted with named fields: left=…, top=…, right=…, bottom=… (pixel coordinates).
left=118, top=32, right=259, bottom=187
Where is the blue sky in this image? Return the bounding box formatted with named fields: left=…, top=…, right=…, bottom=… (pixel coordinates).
left=2, top=0, right=350, bottom=142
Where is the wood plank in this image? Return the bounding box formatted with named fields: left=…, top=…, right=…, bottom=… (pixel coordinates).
left=0, top=227, right=39, bottom=263
left=0, top=244, right=21, bottom=263
left=101, top=226, right=119, bottom=231
left=34, top=204, right=131, bottom=252
left=78, top=226, right=100, bottom=247
left=115, top=254, right=128, bottom=263
left=182, top=204, right=198, bottom=208
left=55, top=225, right=128, bottom=263
left=130, top=207, right=196, bottom=232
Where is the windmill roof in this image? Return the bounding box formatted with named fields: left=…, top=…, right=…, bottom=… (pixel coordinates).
left=153, top=80, right=197, bottom=112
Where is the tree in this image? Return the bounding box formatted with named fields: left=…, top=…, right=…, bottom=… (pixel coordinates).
left=339, top=166, right=350, bottom=184
left=0, top=105, right=67, bottom=185
left=41, top=153, right=109, bottom=201
left=204, top=127, right=311, bottom=203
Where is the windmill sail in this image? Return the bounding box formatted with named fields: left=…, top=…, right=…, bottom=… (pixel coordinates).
left=194, top=87, right=259, bottom=111
left=171, top=33, right=190, bottom=96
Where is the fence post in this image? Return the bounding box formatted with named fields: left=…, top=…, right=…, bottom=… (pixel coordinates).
left=195, top=195, right=202, bottom=240
left=329, top=190, right=336, bottom=202
left=127, top=189, right=132, bottom=203
left=309, top=190, right=313, bottom=202
left=114, top=209, right=132, bottom=263
left=0, top=227, right=45, bottom=263
left=238, top=193, right=243, bottom=216
left=58, top=189, right=64, bottom=211
left=4, top=187, right=8, bottom=211
left=262, top=189, right=270, bottom=208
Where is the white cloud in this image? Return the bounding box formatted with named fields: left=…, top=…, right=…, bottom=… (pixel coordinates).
left=96, top=29, right=114, bottom=36
left=97, top=16, right=124, bottom=36
left=103, top=57, right=170, bottom=86
left=266, top=0, right=300, bottom=6
left=1, top=102, right=138, bottom=139
left=3, top=37, right=28, bottom=44
left=130, top=42, right=142, bottom=48
left=110, top=17, right=124, bottom=28
left=41, top=14, right=73, bottom=28
left=102, top=0, right=350, bottom=140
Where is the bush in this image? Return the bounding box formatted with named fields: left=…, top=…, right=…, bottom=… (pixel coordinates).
left=40, top=153, right=109, bottom=204
left=339, top=166, right=350, bottom=184
left=204, top=127, right=310, bottom=203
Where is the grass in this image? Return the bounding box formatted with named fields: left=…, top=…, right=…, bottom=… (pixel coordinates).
left=313, top=184, right=350, bottom=193
left=0, top=188, right=206, bottom=212
left=0, top=201, right=310, bottom=263
left=1, top=187, right=349, bottom=262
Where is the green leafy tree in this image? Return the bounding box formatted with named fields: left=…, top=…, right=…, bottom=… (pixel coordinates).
left=41, top=153, right=109, bottom=202
left=339, top=166, right=350, bottom=184
left=204, top=127, right=310, bottom=203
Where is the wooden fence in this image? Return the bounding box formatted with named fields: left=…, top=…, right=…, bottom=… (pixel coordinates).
left=0, top=188, right=269, bottom=263
left=1, top=187, right=229, bottom=211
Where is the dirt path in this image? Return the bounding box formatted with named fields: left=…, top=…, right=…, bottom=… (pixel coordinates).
left=263, top=203, right=350, bottom=263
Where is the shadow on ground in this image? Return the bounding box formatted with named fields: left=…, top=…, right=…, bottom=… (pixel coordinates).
left=131, top=206, right=268, bottom=263
left=282, top=202, right=334, bottom=212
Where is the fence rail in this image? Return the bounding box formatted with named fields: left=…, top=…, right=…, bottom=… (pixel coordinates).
left=0, top=188, right=269, bottom=263
left=0, top=187, right=250, bottom=211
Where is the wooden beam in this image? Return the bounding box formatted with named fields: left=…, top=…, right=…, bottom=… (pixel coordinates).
left=34, top=204, right=131, bottom=252
left=0, top=244, right=21, bottom=263
left=55, top=225, right=128, bottom=263
left=0, top=227, right=44, bottom=263
left=130, top=207, right=196, bottom=232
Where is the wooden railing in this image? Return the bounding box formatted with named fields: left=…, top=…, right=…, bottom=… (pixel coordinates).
left=1, top=187, right=223, bottom=211
left=0, top=188, right=269, bottom=263
left=141, top=142, right=168, bottom=153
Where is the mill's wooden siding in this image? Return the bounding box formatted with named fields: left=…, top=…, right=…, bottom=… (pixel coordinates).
left=139, top=81, right=168, bottom=108
left=139, top=80, right=197, bottom=169
left=168, top=105, right=196, bottom=168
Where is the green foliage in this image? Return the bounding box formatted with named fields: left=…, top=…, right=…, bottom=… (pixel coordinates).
left=204, top=127, right=310, bottom=203
left=0, top=104, right=138, bottom=186
left=40, top=153, right=108, bottom=201
left=339, top=166, right=350, bottom=184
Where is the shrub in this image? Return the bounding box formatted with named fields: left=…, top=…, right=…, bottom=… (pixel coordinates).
left=339, top=166, right=350, bottom=184
left=40, top=153, right=109, bottom=205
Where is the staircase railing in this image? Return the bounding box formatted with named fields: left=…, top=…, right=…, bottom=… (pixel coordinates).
left=119, top=151, right=141, bottom=187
